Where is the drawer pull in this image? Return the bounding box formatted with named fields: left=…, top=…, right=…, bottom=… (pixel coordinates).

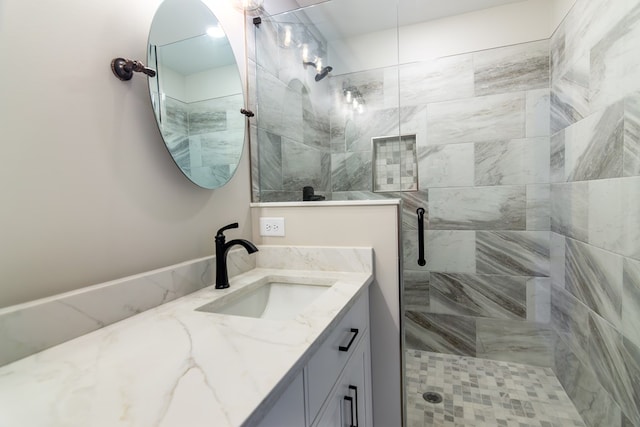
left=339, top=328, right=359, bottom=352
left=343, top=385, right=360, bottom=427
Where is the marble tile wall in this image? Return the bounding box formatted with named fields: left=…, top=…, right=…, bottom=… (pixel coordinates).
left=252, top=14, right=332, bottom=201
left=250, top=37, right=551, bottom=363
left=392, top=39, right=555, bottom=370
left=549, top=0, right=640, bottom=425
left=251, top=3, right=640, bottom=424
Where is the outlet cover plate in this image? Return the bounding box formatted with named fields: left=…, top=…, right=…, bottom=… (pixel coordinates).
left=260, top=217, right=285, bottom=236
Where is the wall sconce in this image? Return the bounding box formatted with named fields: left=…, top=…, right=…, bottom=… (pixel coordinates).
left=343, top=86, right=365, bottom=114
left=234, top=0, right=263, bottom=12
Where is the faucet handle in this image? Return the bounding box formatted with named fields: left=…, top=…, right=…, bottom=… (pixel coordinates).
left=216, top=222, right=239, bottom=238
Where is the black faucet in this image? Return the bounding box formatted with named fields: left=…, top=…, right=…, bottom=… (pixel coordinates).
left=215, top=223, right=258, bottom=289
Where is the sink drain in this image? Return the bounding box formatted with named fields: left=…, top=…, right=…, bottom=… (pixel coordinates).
left=422, top=391, right=443, bottom=404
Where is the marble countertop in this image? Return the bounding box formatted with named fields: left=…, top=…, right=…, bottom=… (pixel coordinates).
left=0, top=266, right=373, bottom=427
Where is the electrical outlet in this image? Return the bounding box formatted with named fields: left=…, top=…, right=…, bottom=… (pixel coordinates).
left=260, top=217, right=285, bottom=236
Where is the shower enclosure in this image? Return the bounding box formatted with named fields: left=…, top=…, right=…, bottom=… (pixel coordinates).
left=250, top=0, right=640, bottom=426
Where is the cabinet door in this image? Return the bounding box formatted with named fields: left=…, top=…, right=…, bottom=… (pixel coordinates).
left=314, top=333, right=371, bottom=427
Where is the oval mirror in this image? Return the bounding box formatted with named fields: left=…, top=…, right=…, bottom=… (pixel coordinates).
left=147, top=0, right=245, bottom=189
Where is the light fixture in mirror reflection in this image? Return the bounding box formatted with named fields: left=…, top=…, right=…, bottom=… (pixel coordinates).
left=147, top=0, right=245, bottom=190
left=343, top=85, right=365, bottom=115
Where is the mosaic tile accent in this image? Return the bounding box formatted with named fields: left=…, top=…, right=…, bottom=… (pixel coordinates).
left=373, top=134, right=418, bottom=192
left=406, top=350, right=586, bottom=427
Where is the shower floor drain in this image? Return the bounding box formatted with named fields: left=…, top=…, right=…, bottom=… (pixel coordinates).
left=422, top=391, right=443, bottom=404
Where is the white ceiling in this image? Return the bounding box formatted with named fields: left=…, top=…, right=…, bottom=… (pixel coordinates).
left=266, top=0, right=527, bottom=39
left=150, top=0, right=237, bottom=76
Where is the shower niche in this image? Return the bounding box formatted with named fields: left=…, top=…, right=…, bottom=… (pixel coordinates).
left=372, top=134, right=418, bottom=192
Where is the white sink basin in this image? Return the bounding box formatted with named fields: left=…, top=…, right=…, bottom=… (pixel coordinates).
left=197, top=277, right=334, bottom=320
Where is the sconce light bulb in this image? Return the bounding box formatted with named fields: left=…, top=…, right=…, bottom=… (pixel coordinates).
left=353, top=99, right=359, bottom=109
left=345, top=90, right=352, bottom=103
left=302, top=44, right=309, bottom=62
left=316, top=58, right=323, bottom=73
left=284, top=26, right=292, bottom=47
left=358, top=104, right=364, bottom=114
left=241, top=0, right=264, bottom=11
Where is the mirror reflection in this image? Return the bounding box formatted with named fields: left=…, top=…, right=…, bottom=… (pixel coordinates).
left=148, top=0, right=245, bottom=189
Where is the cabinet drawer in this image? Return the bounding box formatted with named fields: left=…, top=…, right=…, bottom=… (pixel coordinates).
left=307, top=289, right=369, bottom=423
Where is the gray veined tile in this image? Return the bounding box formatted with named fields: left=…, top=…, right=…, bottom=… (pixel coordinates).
left=550, top=284, right=591, bottom=367
left=476, top=318, right=554, bottom=368
left=426, top=92, right=526, bottom=145
left=418, top=143, right=474, bottom=188
left=404, top=270, right=430, bottom=312
left=562, top=0, right=635, bottom=80
left=550, top=233, right=566, bottom=289
left=624, top=92, right=640, bottom=177
left=429, top=273, right=527, bottom=320
left=280, top=82, right=307, bottom=143
left=392, top=190, right=428, bottom=231
left=621, top=337, right=640, bottom=425
left=302, top=98, right=331, bottom=152
left=340, top=107, right=401, bottom=153
left=425, top=230, right=476, bottom=274
left=476, top=231, right=550, bottom=277
left=550, top=53, right=590, bottom=134
left=474, top=138, right=550, bottom=186
left=550, top=130, right=565, bottom=183
left=527, top=277, right=551, bottom=323
left=399, top=54, right=474, bottom=106
left=404, top=229, right=429, bottom=272
left=527, top=184, right=550, bottom=231
left=550, top=17, right=566, bottom=80
left=198, top=131, right=244, bottom=165
left=404, top=311, right=476, bottom=356
left=250, top=125, right=260, bottom=201
left=383, top=67, right=400, bottom=109
left=474, top=40, right=550, bottom=97
left=190, top=165, right=232, bottom=187
left=526, top=89, right=551, bottom=137
left=550, top=181, right=589, bottom=242
left=281, top=138, right=330, bottom=192
left=564, top=100, right=624, bottom=181
left=588, top=312, right=639, bottom=426
left=399, top=106, right=428, bottom=142
left=331, top=151, right=371, bottom=192
left=622, top=257, right=640, bottom=350
left=590, top=3, right=640, bottom=113
left=554, top=334, right=623, bottom=427
left=588, top=177, right=640, bottom=259
left=161, top=97, right=189, bottom=135
left=189, top=99, right=230, bottom=135
left=429, top=186, right=526, bottom=231
left=257, top=130, right=282, bottom=191
left=166, top=136, right=190, bottom=170
left=256, top=65, right=289, bottom=135
left=564, top=238, right=623, bottom=328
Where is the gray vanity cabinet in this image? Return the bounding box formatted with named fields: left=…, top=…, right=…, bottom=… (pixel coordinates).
left=256, top=288, right=372, bottom=427
left=313, top=332, right=372, bottom=427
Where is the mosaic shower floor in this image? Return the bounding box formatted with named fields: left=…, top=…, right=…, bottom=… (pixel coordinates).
left=406, top=350, right=586, bottom=427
